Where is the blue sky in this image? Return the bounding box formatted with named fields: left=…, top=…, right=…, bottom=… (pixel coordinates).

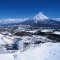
left=0, top=0, right=60, bottom=19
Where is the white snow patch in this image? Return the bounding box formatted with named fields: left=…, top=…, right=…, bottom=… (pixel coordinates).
left=33, top=12, right=48, bottom=21
left=0, top=53, right=14, bottom=60
left=27, top=30, right=37, bottom=33
left=53, top=31, right=60, bottom=35
left=41, top=29, right=52, bottom=32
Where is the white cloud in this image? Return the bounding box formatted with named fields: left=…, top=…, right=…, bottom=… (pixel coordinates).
left=54, top=18, right=60, bottom=21
left=0, top=18, right=29, bottom=24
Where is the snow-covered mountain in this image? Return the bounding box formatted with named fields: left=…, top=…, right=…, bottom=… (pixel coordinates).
left=20, top=12, right=60, bottom=28
left=0, top=12, right=60, bottom=29
left=0, top=12, right=49, bottom=25
left=33, top=12, right=48, bottom=21
left=32, top=12, right=49, bottom=23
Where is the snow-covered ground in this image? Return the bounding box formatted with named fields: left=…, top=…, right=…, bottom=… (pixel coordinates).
left=0, top=31, right=60, bottom=60
left=0, top=34, right=13, bottom=44
left=21, top=35, right=52, bottom=43
left=0, top=43, right=60, bottom=60
left=53, top=31, right=60, bottom=35
left=41, top=29, right=52, bottom=32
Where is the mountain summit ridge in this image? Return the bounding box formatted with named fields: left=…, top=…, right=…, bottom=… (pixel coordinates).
left=33, top=12, right=49, bottom=20
left=19, top=12, right=60, bottom=29
left=0, top=12, right=60, bottom=29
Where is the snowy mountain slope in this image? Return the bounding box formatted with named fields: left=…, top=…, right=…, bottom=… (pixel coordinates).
left=20, top=19, right=60, bottom=28
left=0, top=43, right=60, bottom=60
left=33, top=12, right=49, bottom=23
left=0, top=12, right=60, bottom=29
left=33, top=12, right=48, bottom=20
left=21, top=12, right=49, bottom=24
left=18, top=43, right=60, bottom=60
left=0, top=34, right=13, bottom=44
left=20, top=12, right=60, bottom=28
